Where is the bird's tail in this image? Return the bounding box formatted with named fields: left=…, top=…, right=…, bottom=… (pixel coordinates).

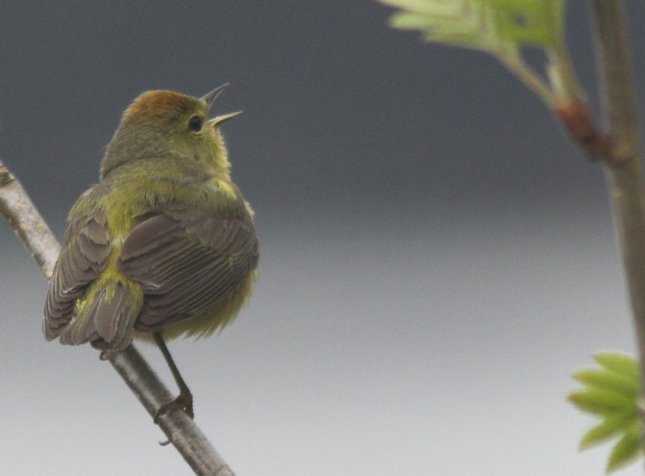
left=58, top=280, right=143, bottom=351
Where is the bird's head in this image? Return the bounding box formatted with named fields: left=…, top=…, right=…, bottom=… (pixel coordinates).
left=101, top=85, right=241, bottom=178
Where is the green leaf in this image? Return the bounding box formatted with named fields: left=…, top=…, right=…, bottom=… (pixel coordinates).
left=382, top=0, right=438, bottom=13
left=390, top=13, right=435, bottom=30
left=380, top=0, right=565, bottom=52
left=572, top=369, right=639, bottom=399
left=594, top=353, right=640, bottom=381
left=579, top=415, right=636, bottom=450
left=568, top=389, right=636, bottom=416
left=569, top=353, right=643, bottom=471
left=607, top=422, right=642, bottom=473
left=380, top=0, right=581, bottom=105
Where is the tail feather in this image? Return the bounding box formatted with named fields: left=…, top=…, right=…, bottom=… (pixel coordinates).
left=59, top=281, right=143, bottom=351
left=59, top=295, right=101, bottom=345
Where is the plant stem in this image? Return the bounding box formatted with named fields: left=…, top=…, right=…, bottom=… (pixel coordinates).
left=590, top=0, right=645, bottom=435
left=500, top=52, right=555, bottom=107
left=0, top=159, right=235, bottom=476
left=0, top=162, right=60, bottom=278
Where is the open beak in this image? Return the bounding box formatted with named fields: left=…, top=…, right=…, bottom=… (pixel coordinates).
left=200, top=83, right=230, bottom=114
left=208, top=110, right=243, bottom=127
left=200, top=83, right=242, bottom=126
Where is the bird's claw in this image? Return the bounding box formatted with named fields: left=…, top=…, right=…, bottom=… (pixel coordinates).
left=154, top=393, right=194, bottom=425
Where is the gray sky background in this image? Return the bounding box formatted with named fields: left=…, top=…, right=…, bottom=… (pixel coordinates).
left=2, top=2, right=645, bottom=475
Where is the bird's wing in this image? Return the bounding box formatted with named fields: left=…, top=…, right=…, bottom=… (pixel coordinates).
left=117, top=207, right=258, bottom=331
left=43, top=211, right=110, bottom=338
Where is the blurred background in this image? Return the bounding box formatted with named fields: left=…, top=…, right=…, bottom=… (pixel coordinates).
left=2, top=2, right=645, bottom=475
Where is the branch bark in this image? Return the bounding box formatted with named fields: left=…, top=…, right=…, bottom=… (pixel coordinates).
left=590, top=0, right=645, bottom=440
left=0, top=160, right=235, bottom=476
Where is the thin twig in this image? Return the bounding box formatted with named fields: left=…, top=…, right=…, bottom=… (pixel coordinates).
left=0, top=159, right=235, bottom=475
left=0, top=162, right=60, bottom=278
left=499, top=53, right=555, bottom=108
left=590, top=0, right=645, bottom=441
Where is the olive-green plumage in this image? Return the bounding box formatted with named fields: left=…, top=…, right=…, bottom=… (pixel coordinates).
left=43, top=87, right=258, bottom=352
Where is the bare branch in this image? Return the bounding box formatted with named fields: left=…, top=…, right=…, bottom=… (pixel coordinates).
left=0, top=162, right=60, bottom=278
left=590, top=0, right=645, bottom=451
left=110, top=348, right=235, bottom=476
left=591, top=1, right=640, bottom=162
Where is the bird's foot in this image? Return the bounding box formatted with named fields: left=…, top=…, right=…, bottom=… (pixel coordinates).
left=154, top=393, right=194, bottom=424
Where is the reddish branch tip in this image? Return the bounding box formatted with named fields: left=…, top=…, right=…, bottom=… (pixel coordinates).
left=555, top=99, right=612, bottom=161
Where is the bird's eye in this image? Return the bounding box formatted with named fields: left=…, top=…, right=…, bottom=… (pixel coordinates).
left=188, top=115, right=203, bottom=132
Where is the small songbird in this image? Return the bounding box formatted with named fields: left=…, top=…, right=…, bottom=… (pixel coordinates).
left=43, top=85, right=259, bottom=419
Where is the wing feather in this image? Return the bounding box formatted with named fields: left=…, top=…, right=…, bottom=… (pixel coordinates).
left=43, top=213, right=110, bottom=339
left=117, top=208, right=258, bottom=331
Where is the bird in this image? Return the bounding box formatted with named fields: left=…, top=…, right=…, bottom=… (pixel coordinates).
left=43, top=85, right=259, bottom=420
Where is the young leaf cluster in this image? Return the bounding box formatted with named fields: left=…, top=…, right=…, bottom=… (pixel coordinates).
left=379, top=0, right=576, bottom=106
left=569, top=353, right=642, bottom=473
